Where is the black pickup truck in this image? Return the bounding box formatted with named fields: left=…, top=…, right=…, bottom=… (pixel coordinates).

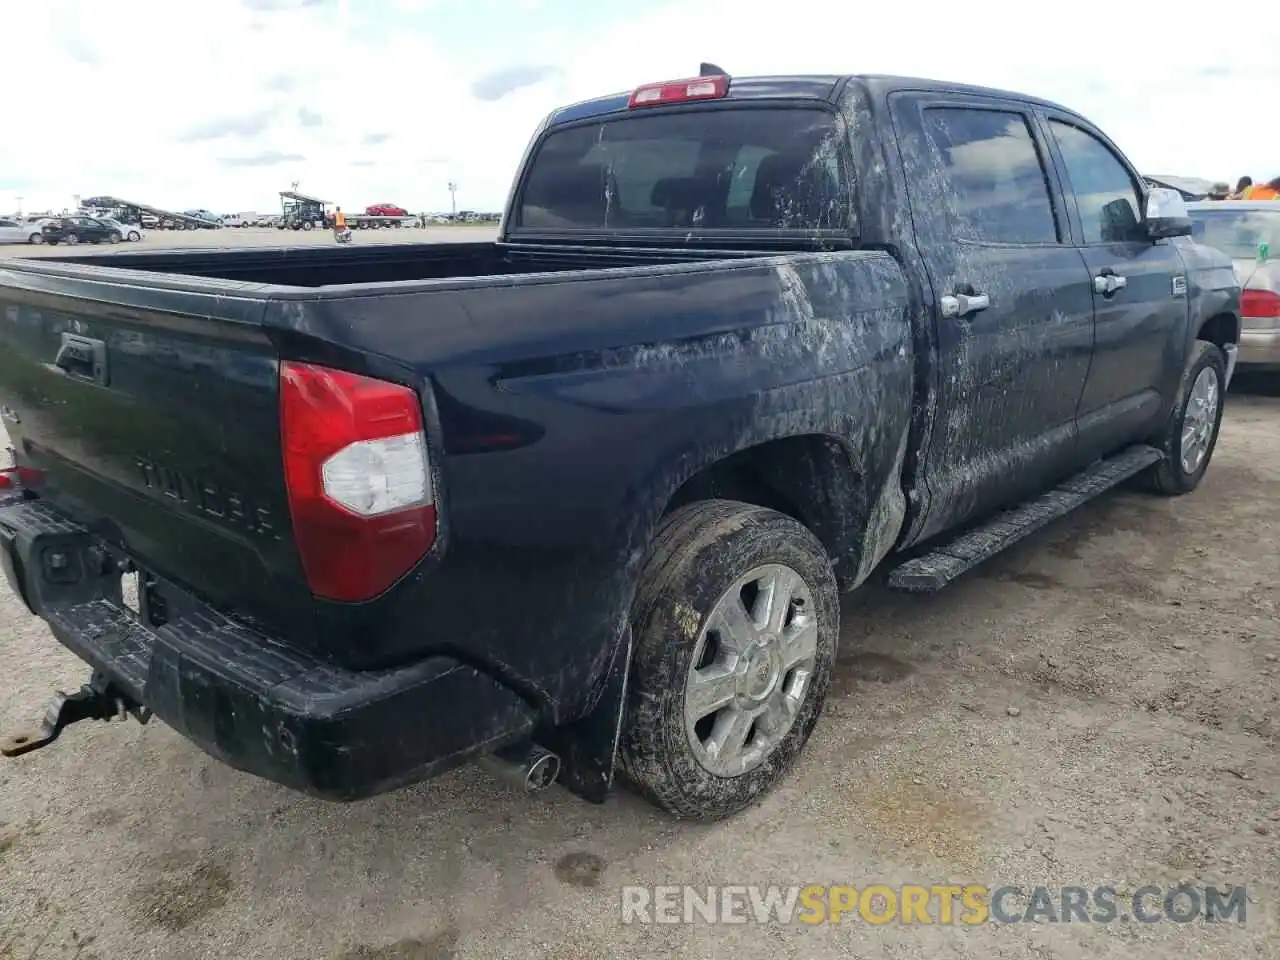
left=0, top=71, right=1240, bottom=821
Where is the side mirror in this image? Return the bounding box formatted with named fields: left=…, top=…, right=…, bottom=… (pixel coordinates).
left=1143, top=187, right=1193, bottom=240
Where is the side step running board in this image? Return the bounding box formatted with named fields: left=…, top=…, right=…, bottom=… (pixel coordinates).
left=887, top=444, right=1163, bottom=593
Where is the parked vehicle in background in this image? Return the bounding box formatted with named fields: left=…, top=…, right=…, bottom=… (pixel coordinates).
left=21, top=217, right=57, bottom=243
left=0, top=218, right=47, bottom=245
left=325, top=211, right=410, bottom=229
left=0, top=70, right=1241, bottom=822
left=1189, top=201, right=1280, bottom=371
left=40, top=216, right=122, bottom=245
left=366, top=203, right=408, bottom=217
left=223, top=213, right=259, bottom=228
left=140, top=214, right=160, bottom=229
left=1144, top=175, right=1214, bottom=202
left=184, top=210, right=223, bottom=227
left=95, top=217, right=144, bottom=242
left=255, top=214, right=280, bottom=227
left=279, top=191, right=327, bottom=230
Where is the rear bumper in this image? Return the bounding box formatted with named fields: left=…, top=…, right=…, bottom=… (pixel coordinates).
left=0, top=499, right=536, bottom=800
left=1239, top=324, right=1280, bottom=367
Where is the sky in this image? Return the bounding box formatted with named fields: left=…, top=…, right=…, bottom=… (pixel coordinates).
left=3, top=0, right=1278, bottom=217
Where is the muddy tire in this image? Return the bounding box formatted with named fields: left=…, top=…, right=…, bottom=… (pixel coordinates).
left=1143, top=340, right=1226, bottom=496
left=620, top=500, right=838, bottom=820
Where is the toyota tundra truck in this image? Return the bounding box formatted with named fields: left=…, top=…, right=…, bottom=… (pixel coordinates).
left=0, top=70, right=1241, bottom=820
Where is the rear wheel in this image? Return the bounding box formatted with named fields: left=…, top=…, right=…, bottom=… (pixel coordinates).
left=302, top=220, right=313, bottom=231
left=620, top=500, right=838, bottom=820
left=64, top=233, right=80, bottom=245
left=1143, top=340, right=1226, bottom=496
left=108, top=232, right=121, bottom=243
left=127, top=231, right=140, bottom=241
left=27, top=233, right=42, bottom=244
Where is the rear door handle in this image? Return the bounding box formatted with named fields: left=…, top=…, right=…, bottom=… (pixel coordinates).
left=939, top=292, right=991, bottom=319
left=1094, top=274, right=1128, bottom=295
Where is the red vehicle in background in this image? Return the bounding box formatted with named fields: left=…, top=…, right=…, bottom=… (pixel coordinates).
left=366, top=203, right=408, bottom=217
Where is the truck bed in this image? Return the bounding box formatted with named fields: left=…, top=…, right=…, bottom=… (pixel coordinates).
left=23, top=240, right=728, bottom=288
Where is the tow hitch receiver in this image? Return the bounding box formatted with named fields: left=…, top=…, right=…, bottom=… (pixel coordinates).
left=2, top=672, right=152, bottom=758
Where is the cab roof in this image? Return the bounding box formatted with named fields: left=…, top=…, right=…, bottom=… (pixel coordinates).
left=547, top=73, right=1079, bottom=127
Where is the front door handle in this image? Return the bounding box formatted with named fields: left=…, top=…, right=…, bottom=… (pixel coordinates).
left=1094, top=273, right=1128, bottom=295
left=939, top=292, right=991, bottom=319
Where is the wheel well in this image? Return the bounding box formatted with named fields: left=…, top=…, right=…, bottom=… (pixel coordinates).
left=1198, top=313, right=1239, bottom=351
left=663, top=435, right=867, bottom=582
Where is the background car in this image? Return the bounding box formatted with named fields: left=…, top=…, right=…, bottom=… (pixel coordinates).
left=41, top=216, right=123, bottom=245
left=183, top=209, right=224, bottom=227
left=1188, top=200, right=1280, bottom=372
left=0, top=217, right=47, bottom=244
left=365, top=203, right=408, bottom=217
left=1145, top=175, right=1216, bottom=201
left=95, top=217, right=144, bottom=241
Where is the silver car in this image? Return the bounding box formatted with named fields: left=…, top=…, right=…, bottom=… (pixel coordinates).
left=1188, top=201, right=1280, bottom=370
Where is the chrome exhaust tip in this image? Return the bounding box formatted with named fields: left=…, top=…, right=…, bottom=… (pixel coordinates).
left=476, top=741, right=561, bottom=793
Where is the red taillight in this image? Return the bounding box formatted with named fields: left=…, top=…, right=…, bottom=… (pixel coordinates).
left=279, top=361, right=437, bottom=603
left=0, top=466, right=43, bottom=492
left=1241, top=289, right=1280, bottom=318
left=629, top=74, right=729, bottom=109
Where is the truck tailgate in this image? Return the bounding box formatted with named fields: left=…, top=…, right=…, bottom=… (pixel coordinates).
left=0, top=269, right=312, bottom=637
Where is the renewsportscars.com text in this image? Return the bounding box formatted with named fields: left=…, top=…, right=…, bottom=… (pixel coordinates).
left=620, top=884, right=1248, bottom=925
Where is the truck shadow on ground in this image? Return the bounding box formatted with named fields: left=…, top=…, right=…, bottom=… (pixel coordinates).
left=100, top=487, right=1167, bottom=955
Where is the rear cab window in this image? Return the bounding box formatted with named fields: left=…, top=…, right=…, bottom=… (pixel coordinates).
left=515, top=106, right=853, bottom=234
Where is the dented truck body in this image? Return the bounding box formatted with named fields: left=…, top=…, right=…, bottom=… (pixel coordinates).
left=0, top=74, right=1239, bottom=808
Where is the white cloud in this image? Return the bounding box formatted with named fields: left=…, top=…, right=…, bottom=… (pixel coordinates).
left=3, top=0, right=1277, bottom=217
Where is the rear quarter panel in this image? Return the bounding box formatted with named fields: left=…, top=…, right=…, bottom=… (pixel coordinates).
left=303, top=252, right=914, bottom=721
left=1175, top=239, right=1242, bottom=347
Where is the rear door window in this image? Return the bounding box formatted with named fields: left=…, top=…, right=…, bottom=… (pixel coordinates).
left=517, top=107, right=852, bottom=232
left=923, top=107, right=1060, bottom=244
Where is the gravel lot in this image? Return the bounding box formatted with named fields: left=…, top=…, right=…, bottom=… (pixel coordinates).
left=0, top=236, right=1277, bottom=958
left=0, top=224, right=499, bottom=259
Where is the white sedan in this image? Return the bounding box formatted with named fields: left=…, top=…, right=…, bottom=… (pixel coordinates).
left=0, top=217, right=51, bottom=244
left=97, top=218, right=145, bottom=242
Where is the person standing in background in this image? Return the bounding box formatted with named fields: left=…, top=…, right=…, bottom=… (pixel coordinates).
left=1228, top=176, right=1253, bottom=199
left=1243, top=177, right=1280, bottom=201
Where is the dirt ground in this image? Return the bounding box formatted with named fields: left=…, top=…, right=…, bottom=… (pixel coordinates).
left=0, top=224, right=500, bottom=260
left=1, top=379, right=1278, bottom=960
